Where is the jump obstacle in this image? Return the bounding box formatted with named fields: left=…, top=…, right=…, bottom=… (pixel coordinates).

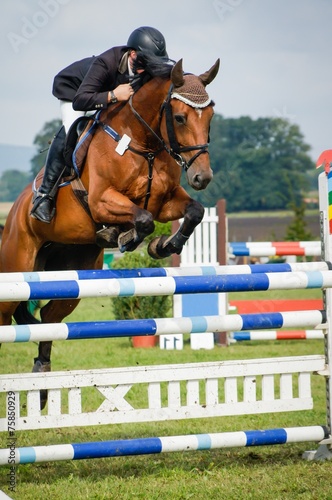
left=1, top=161, right=332, bottom=465
left=229, top=241, right=321, bottom=257
left=168, top=201, right=323, bottom=349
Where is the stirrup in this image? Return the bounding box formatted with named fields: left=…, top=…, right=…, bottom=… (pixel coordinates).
left=30, top=194, right=55, bottom=223
left=31, top=192, right=47, bottom=209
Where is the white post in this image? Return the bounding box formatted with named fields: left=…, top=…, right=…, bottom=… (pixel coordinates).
left=319, top=170, right=332, bottom=435
left=160, top=207, right=226, bottom=350
left=304, top=165, right=332, bottom=460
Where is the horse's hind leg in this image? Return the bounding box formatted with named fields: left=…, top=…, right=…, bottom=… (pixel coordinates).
left=13, top=301, right=52, bottom=409
left=32, top=342, right=51, bottom=410
left=31, top=298, right=81, bottom=409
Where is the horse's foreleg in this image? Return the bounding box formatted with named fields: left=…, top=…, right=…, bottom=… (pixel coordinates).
left=118, top=206, right=155, bottom=252
left=148, top=198, right=204, bottom=259
left=89, top=189, right=155, bottom=252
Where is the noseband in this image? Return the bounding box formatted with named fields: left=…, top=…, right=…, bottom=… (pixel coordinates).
left=160, top=85, right=210, bottom=171
left=128, top=84, right=210, bottom=171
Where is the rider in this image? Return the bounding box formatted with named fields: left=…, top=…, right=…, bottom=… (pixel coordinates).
left=30, top=26, right=168, bottom=223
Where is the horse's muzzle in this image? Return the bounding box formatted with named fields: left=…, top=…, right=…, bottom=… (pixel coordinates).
left=188, top=169, right=213, bottom=191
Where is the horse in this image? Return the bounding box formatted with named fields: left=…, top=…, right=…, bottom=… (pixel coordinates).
left=0, top=58, right=219, bottom=408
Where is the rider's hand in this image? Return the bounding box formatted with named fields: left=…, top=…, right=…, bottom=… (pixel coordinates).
left=112, top=84, right=134, bottom=102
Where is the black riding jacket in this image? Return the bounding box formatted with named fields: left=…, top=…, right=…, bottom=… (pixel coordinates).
left=52, top=46, right=130, bottom=111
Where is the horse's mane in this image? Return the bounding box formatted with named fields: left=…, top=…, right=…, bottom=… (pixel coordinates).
left=134, top=50, right=175, bottom=80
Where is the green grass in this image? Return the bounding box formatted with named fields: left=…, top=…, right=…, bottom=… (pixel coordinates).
left=0, top=290, right=331, bottom=499
left=227, top=208, right=319, bottom=219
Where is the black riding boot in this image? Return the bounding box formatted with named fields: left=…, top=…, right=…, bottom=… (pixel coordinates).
left=30, top=126, right=66, bottom=223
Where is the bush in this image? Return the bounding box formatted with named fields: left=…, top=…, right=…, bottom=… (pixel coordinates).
left=111, top=222, right=173, bottom=321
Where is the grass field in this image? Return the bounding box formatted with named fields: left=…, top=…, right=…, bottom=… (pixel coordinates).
left=0, top=203, right=12, bottom=226
left=0, top=201, right=328, bottom=498
left=0, top=286, right=331, bottom=500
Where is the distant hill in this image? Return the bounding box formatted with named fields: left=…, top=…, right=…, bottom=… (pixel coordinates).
left=0, top=143, right=36, bottom=175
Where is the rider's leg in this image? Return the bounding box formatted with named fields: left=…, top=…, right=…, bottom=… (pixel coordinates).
left=30, top=102, right=86, bottom=223
left=30, top=125, right=67, bottom=223
left=60, top=101, right=85, bottom=134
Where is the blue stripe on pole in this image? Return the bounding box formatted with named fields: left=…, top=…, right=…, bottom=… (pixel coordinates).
left=67, top=319, right=157, bottom=339
left=241, top=312, right=284, bottom=330
left=201, top=266, right=218, bottom=275
left=245, top=428, right=288, bottom=446
left=229, top=244, right=250, bottom=256
left=14, top=325, right=31, bottom=342
left=230, top=243, right=249, bottom=249
left=233, top=332, right=251, bottom=341
left=22, top=272, right=40, bottom=282
left=72, top=438, right=162, bottom=459
left=29, top=281, right=80, bottom=299
left=306, top=271, right=324, bottom=288
left=249, top=263, right=291, bottom=274
left=196, top=434, right=212, bottom=450
left=190, top=316, right=208, bottom=333
left=174, top=274, right=270, bottom=294
left=78, top=270, right=107, bottom=279
left=78, top=268, right=168, bottom=279
left=18, top=447, right=36, bottom=463
left=118, top=278, right=135, bottom=296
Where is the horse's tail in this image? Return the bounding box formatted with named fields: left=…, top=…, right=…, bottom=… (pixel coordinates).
left=14, top=301, right=40, bottom=325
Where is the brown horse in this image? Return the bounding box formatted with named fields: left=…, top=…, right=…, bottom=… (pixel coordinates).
left=0, top=58, right=219, bottom=406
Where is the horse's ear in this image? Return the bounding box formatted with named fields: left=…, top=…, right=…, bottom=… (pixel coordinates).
left=171, top=59, right=184, bottom=88
left=199, top=59, right=220, bottom=86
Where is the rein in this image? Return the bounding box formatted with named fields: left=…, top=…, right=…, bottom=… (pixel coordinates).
left=96, top=83, right=210, bottom=210
left=128, top=85, right=210, bottom=172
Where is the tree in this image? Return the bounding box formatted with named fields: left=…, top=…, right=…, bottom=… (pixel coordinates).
left=25, top=114, right=315, bottom=211
left=0, top=119, right=62, bottom=202
left=182, top=114, right=315, bottom=211
left=0, top=170, right=30, bottom=201
left=284, top=200, right=313, bottom=241
left=30, top=119, right=62, bottom=178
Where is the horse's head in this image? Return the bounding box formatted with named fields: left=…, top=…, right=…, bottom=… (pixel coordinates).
left=163, top=58, right=220, bottom=190
left=115, top=56, right=219, bottom=191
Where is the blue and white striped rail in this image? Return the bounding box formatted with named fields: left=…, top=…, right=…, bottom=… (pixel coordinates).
left=0, top=261, right=329, bottom=282
left=0, top=310, right=325, bottom=343
left=0, top=270, right=331, bottom=301
left=0, top=426, right=327, bottom=464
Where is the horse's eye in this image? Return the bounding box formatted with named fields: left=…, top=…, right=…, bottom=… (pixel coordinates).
left=174, top=114, right=186, bottom=125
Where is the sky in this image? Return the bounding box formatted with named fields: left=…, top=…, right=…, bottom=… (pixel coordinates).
left=1, top=0, right=331, bottom=162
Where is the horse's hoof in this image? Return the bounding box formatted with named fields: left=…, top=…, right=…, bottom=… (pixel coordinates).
left=32, top=358, right=51, bottom=410
left=147, top=235, right=169, bottom=259
left=118, top=228, right=139, bottom=252
left=95, top=225, right=120, bottom=248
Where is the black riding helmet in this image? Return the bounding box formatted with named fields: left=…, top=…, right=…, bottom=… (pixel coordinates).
left=127, top=26, right=168, bottom=58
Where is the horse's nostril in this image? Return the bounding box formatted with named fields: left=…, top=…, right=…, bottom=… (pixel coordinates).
left=193, top=174, right=201, bottom=185
left=191, top=172, right=212, bottom=190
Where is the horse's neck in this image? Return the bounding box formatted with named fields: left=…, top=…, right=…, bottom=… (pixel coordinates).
left=110, top=78, right=170, bottom=147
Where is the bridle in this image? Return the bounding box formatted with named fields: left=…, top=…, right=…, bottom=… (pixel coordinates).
left=128, top=84, right=210, bottom=171
left=69, top=81, right=212, bottom=217
left=98, top=83, right=211, bottom=210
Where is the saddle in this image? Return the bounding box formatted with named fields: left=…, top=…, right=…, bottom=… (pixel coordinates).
left=32, top=116, right=119, bottom=248
left=64, top=115, right=97, bottom=175
left=64, top=116, right=121, bottom=248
